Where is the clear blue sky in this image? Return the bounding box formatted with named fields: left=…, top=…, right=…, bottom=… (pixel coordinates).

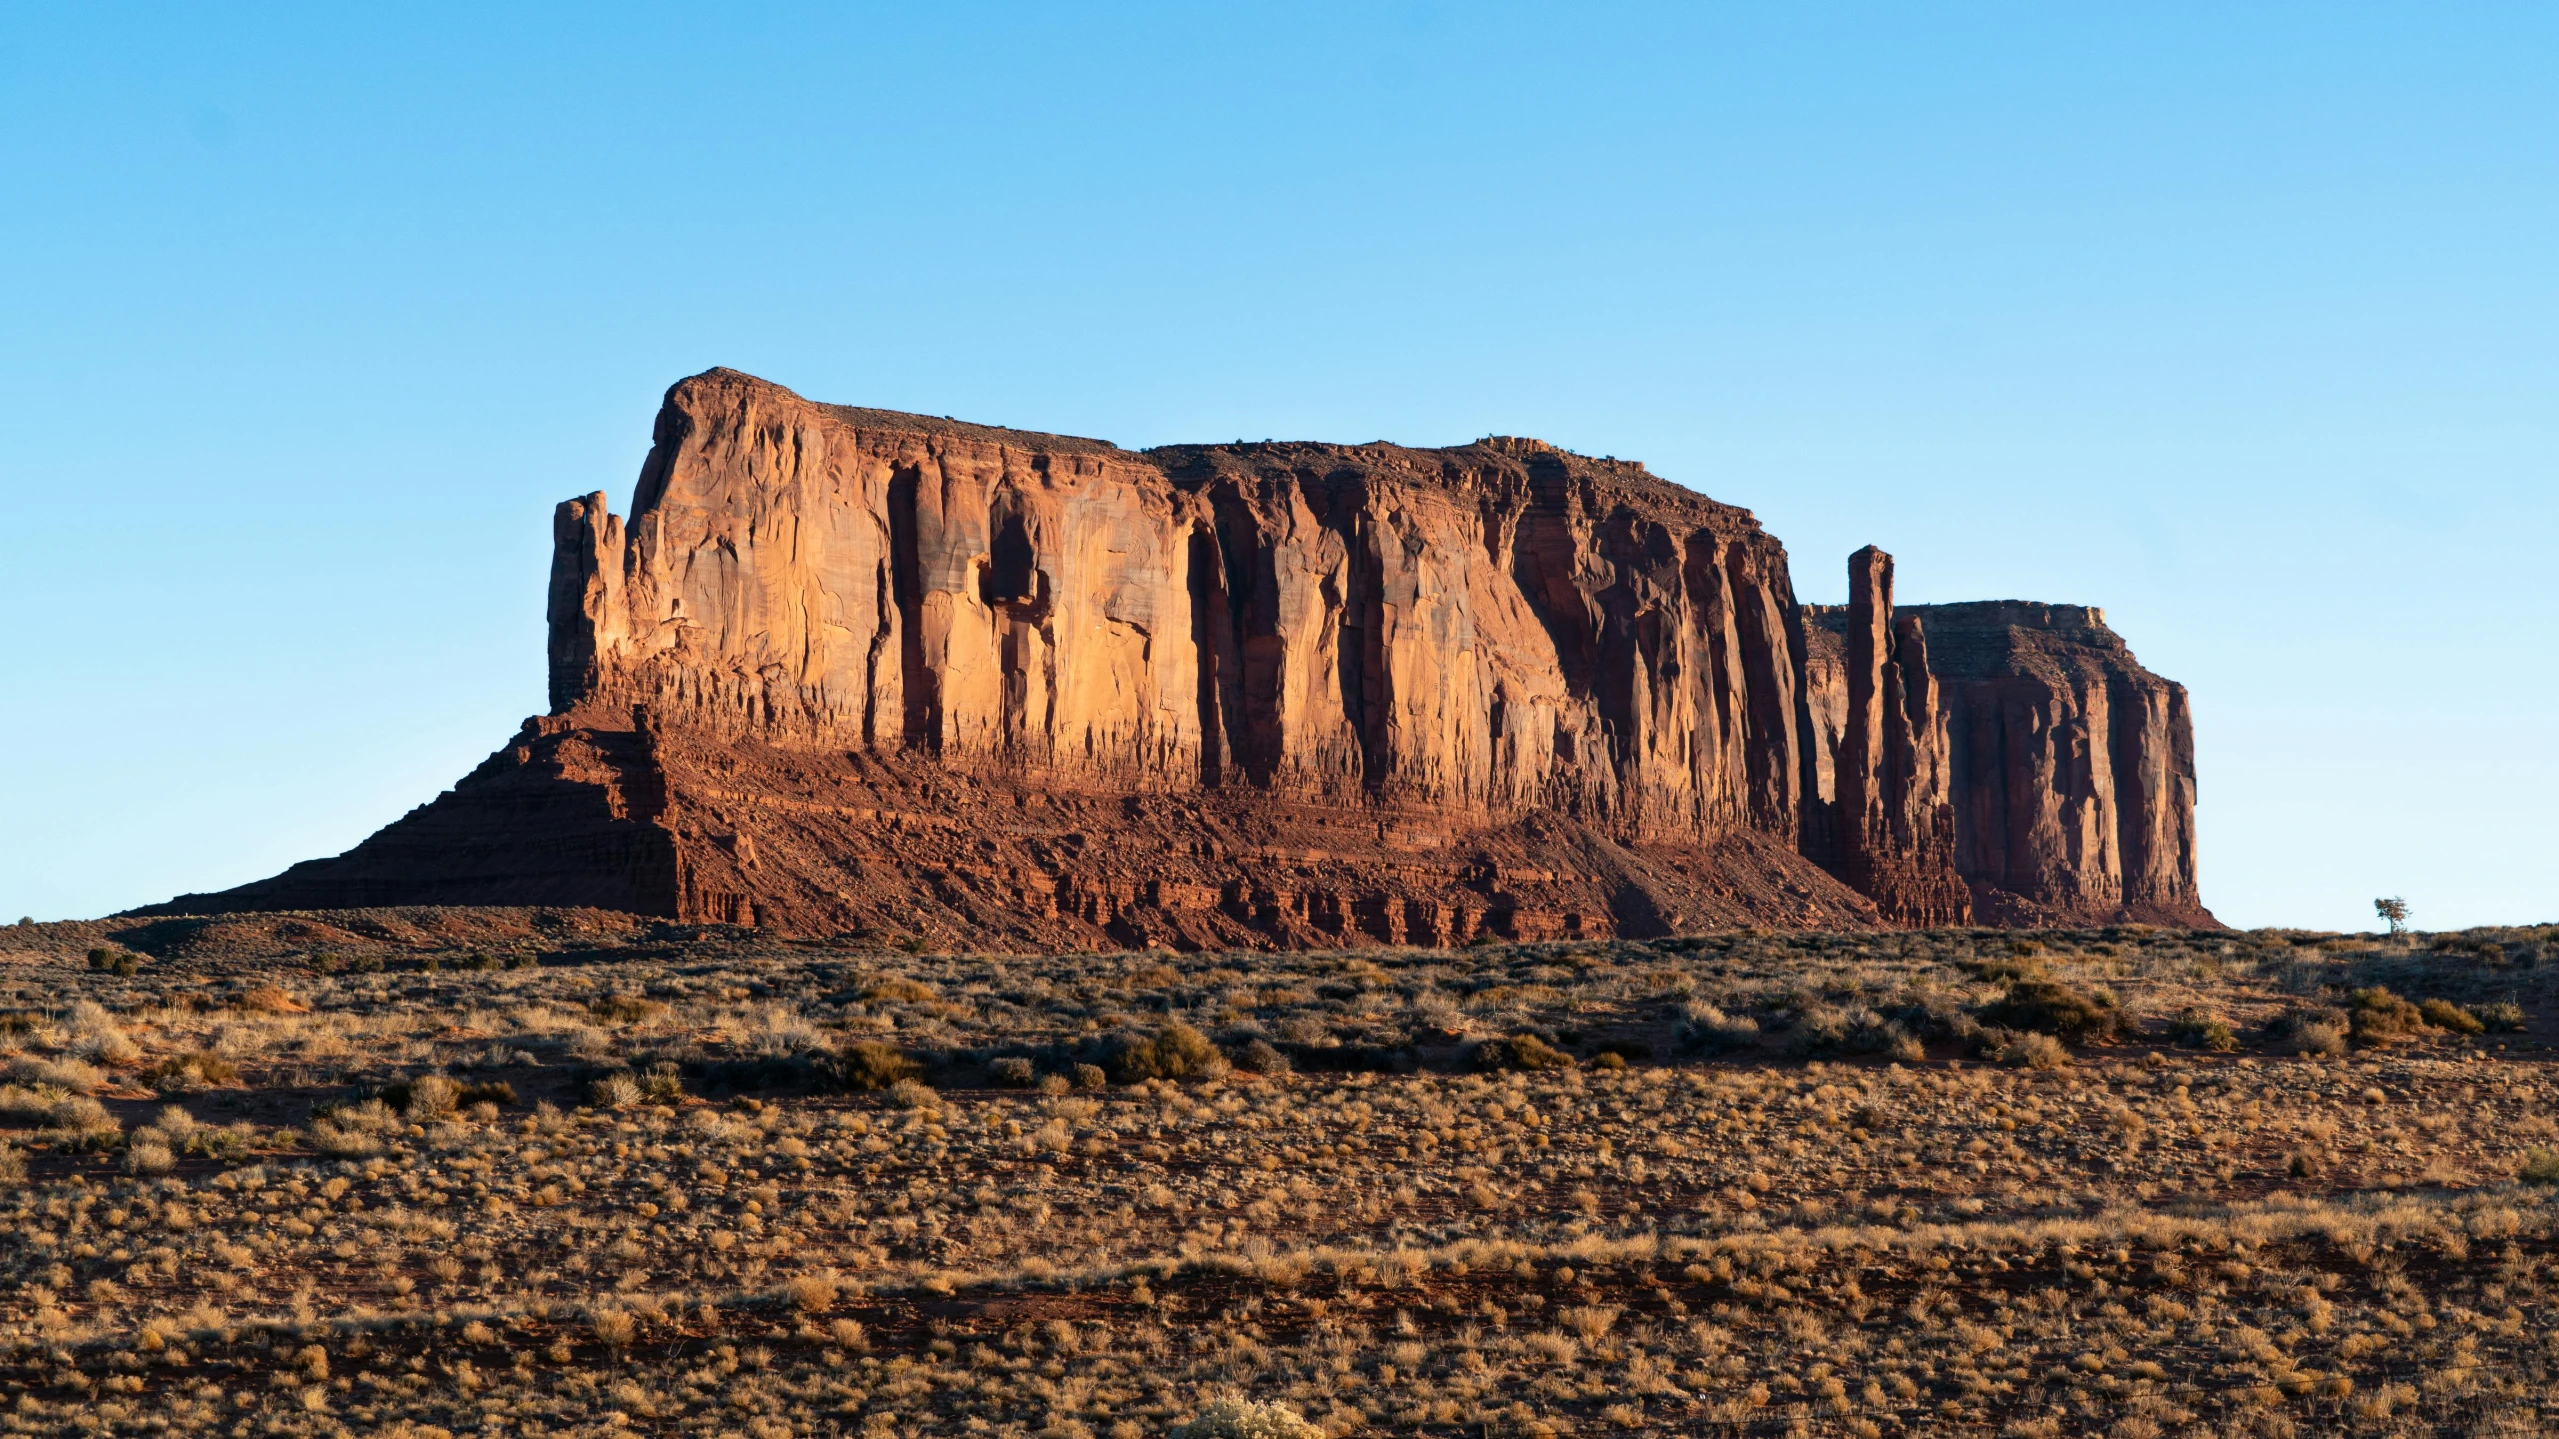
left=3, top=4, right=2551, bottom=932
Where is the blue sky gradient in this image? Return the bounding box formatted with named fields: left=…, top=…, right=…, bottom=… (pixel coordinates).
left=3, top=4, right=2551, bottom=930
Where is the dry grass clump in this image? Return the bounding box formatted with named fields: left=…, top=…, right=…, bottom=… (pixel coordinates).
left=1106, top=1020, right=1229, bottom=1082
left=2167, top=1006, right=2238, bottom=1051
left=2418, top=996, right=2484, bottom=1033
left=1172, top=1397, right=1326, bottom=1439
left=1675, top=1001, right=1760, bottom=1054
left=862, top=976, right=938, bottom=1004
left=1475, top=1032, right=1575, bottom=1071
left=839, top=1038, right=924, bottom=1090
left=6, top=1054, right=107, bottom=1093
left=4, top=1086, right=123, bottom=1148
left=1983, top=1028, right=2070, bottom=1069
left=235, top=983, right=307, bottom=1014
left=2347, top=985, right=2429, bottom=1045
left=1979, top=980, right=2123, bottom=1044
left=2267, top=1006, right=2351, bottom=1057
left=140, top=1049, right=242, bottom=1091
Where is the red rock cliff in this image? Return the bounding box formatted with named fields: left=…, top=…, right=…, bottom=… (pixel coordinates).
left=1902, top=601, right=2206, bottom=927
left=153, top=370, right=2211, bottom=942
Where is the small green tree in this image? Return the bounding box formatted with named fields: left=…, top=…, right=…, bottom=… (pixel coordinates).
left=2374, top=896, right=2410, bottom=936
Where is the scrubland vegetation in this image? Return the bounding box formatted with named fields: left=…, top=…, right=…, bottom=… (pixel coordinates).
left=1, top=912, right=2555, bottom=1437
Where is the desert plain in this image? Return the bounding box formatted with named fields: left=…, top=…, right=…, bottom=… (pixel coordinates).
left=0, top=913, right=2553, bottom=1438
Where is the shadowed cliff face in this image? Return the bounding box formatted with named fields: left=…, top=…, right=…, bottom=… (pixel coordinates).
left=153, top=369, right=2211, bottom=943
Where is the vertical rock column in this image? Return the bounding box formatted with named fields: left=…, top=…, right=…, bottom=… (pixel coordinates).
left=1839, top=546, right=1974, bottom=926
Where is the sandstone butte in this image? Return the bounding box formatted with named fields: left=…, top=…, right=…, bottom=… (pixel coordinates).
left=151, top=369, right=2212, bottom=948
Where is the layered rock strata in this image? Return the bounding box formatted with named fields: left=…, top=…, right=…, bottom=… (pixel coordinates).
left=156, top=369, right=2211, bottom=943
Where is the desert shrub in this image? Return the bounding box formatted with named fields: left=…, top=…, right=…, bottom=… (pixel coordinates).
left=235, top=985, right=306, bottom=1015
left=782, top=1272, right=841, bottom=1312
left=2418, top=998, right=2483, bottom=1034
left=458, top=1080, right=519, bottom=1108
left=2288, top=1021, right=2348, bottom=1057
left=47, top=1095, right=123, bottom=1146
left=1283, top=1041, right=1413, bottom=1075
left=1893, top=992, right=1983, bottom=1045
left=1105, top=1021, right=1230, bottom=1083
left=308, top=1098, right=399, bottom=1157
left=1473, top=1033, right=1574, bottom=1072
left=2347, top=987, right=2428, bottom=1046
left=0, top=1143, right=22, bottom=1186
left=1073, top=1063, right=1107, bottom=1090
left=586, top=1071, right=643, bottom=1109
left=184, top=1122, right=252, bottom=1162
left=86, top=948, right=139, bottom=976
left=1979, top=982, right=2122, bottom=1044
left=636, top=1064, right=682, bottom=1104
left=839, top=1041, right=923, bottom=1092
left=1590, top=1051, right=1628, bottom=1071
left=2168, top=1008, right=2239, bottom=1052
left=1984, top=1029, right=2071, bottom=1070
left=2264, top=1005, right=2350, bottom=1056
left=124, top=1139, right=175, bottom=1175
left=885, top=1077, right=935, bottom=1109
left=1782, top=1004, right=1852, bottom=1057
left=143, top=1051, right=243, bottom=1093
left=1171, top=1398, right=1325, bottom=1439
left=863, top=977, right=938, bottom=1004
left=141, top=1104, right=198, bottom=1146
left=1675, top=1002, right=1761, bottom=1055
left=1037, top=1073, right=1073, bottom=1096
left=2521, top=1149, right=2559, bottom=1186
left=696, top=1054, right=820, bottom=1092
left=2477, top=1001, right=2527, bottom=1032
left=1960, top=954, right=2049, bottom=984
left=1229, top=1038, right=1292, bottom=1076
left=72, top=1023, right=142, bottom=1066
left=589, top=995, right=668, bottom=1025
left=990, top=1056, right=1037, bottom=1088
left=7, top=1055, right=105, bottom=1093
left=388, top=1074, right=462, bottom=1119
left=1842, top=1008, right=1923, bottom=1061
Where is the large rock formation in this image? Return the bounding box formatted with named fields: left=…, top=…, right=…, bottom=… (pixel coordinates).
left=153, top=369, right=2211, bottom=944
left=1903, top=600, right=2205, bottom=927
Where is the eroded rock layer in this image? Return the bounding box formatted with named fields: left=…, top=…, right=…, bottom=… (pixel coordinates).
left=157, top=369, right=2211, bottom=943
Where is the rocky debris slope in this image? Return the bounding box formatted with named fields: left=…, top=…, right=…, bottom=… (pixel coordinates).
left=149, top=369, right=2210, bottom=944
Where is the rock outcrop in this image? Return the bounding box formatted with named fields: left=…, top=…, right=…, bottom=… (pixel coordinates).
left=153, top=369, right=2211, bottom=943
left=1902, top=601, right=2206, bottom=927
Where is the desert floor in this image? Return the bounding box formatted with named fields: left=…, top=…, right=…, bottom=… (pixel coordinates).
left=1, top=911, right=2555, bottom=1438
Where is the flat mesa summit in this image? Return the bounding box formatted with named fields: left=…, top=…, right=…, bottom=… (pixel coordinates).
left=158, top=369, right=2211, bottom=945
